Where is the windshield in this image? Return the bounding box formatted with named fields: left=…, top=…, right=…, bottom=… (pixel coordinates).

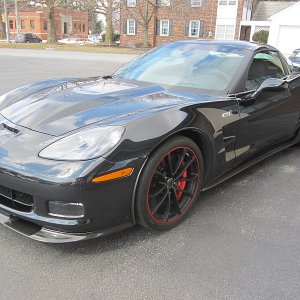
left=115, top=42, right=246, bottom=92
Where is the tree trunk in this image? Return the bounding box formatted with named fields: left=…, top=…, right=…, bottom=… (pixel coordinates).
left=143, top=0, right=149, bottom=48
left=143, top=24, right=148, bottom=48
left=0, top=3, right=6, bottom=39
left=105, top=1, right=113, bottom=46
left=47, top=6, right=57, bottom=43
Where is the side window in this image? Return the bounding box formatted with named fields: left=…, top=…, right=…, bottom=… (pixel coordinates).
left=246, top=51, right=286, bottom=91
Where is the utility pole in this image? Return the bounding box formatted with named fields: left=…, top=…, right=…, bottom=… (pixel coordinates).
left=15, top=0, right=19, bottom=34
left=0, top=0, right=6, bottom=40
left=3, top=0, right=10, bottom=43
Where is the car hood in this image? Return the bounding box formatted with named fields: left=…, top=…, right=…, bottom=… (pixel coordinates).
left=0, top=77, right=212, bottom=136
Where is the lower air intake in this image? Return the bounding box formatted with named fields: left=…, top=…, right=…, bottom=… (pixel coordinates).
left=0, top=185, right=34, bottom=213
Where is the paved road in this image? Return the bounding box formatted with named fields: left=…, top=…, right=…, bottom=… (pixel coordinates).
left=0, top=49, right=299, bottom=300
left=0, top=49, right=137, bottom=94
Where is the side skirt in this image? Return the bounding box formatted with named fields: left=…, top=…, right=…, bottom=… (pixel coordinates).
left=202, top=137, right=298, bottom=191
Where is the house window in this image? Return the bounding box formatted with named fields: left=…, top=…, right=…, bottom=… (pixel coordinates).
left=219, top=0, right=236, bottom=5
left=127, top=0, right=136, bottom=6
left=9, top=20, right=13, bottom=29
left=21, top=20, right=25, bottom=29
left=83, top=24, right=86, bottom=32
left=127, top=19, right=136, bottom=35
left=79, top=24, right=82, bottom=32
left=43, top=20, right=47, bottom=30
left=74, top=23, right=77, bottom=31
left=160, top=20, right=170, bottom=36
left=191, top=0, right=202, bottom=6
left=159, top=0, right=171, bottom=6
left=189, top=20, right=200, bottom=37
left=215, top=25, right=235, bottom=40
left=30, top=20, right=35, bottom=30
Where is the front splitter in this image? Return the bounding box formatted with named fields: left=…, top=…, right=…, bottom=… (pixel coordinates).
left=0, top=210, right=132, bottom=243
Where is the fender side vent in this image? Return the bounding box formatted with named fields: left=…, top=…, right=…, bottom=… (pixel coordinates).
left=1, top=123, right=20, bottom=134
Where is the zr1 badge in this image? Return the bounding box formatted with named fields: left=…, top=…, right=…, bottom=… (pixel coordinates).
left=222, top=111, right=233, bottom=118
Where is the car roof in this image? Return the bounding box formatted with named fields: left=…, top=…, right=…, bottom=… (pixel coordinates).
left=173, top=39, right=276, bottom=52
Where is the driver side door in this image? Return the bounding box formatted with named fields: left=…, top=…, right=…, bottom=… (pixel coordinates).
left=234, top=50, right=300, bottom=165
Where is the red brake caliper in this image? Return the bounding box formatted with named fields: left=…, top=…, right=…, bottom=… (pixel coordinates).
left=176, top=161, right=187, bottom=200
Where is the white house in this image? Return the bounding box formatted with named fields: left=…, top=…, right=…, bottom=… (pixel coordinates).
left=215, top=0, right=239, bottom=40
left=240, top=1, right=295, bottom=43
left=268, top=1, right=300, bottom=56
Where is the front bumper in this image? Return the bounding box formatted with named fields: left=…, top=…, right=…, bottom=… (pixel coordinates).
left=0, top=120, right=148, bottom=242
left=0, top=115, right=150, bottom=242
left=0, top=152, right=145, bottom=242
left=0, top=210, right=132, bottom=243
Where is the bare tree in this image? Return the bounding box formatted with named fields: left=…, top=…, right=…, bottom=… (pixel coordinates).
left=124, top=0, right=156, bottom=48
left=72, top=0, right=119, bottom=45
left=96, top=0, right=120, bottom=46
left=67, top=0, right=99, bottom=33
left=24, top=0, right=64, bottom=43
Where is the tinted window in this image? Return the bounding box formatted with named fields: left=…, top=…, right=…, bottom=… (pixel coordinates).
left=115, top=42, right=246, bottom=92
left=246, top=51, right=286, bottom=91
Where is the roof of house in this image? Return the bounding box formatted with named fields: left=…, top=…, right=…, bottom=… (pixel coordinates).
left=252, top=1, right=297, bottom=21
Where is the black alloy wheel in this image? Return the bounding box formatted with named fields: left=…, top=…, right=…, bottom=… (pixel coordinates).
left=136, top=136, right=203, bottom=231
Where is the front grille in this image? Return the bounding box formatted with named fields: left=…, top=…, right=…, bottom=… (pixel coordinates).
left=0, top=185, right=11, bottom=198
left=0, top=184, right=34, bottom=213
left=13, top=191, right=34, bottom=206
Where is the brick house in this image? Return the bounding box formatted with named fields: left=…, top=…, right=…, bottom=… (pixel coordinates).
left=120, top=0, right=244, bottom=48
left=7, top=8, right=88, bottom=40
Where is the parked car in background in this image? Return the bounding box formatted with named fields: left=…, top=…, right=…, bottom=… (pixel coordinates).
left=290, top=48, right=300, bottom=69
left=15, top=33, right=42, bottom=43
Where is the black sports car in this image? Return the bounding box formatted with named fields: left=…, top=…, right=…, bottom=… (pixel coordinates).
left=0, top=40, right=300, bottom=243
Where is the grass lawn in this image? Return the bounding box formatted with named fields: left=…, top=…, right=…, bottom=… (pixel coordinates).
left=0, top=41, right=145, bottom=55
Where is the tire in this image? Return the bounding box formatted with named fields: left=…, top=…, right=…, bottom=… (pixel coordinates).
left=135, top=136, right=204, bottom=231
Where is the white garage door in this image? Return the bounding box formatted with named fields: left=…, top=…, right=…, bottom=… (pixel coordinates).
left=277, top=25, right=300, bottom=56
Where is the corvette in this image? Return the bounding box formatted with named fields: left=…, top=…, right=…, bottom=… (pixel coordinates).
left=0, top=40, right=300, bottom=243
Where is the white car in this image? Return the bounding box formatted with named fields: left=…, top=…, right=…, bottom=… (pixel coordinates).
left=88, top=35, right=102, bottom=43
left=58, top=37, right=85, bottom=45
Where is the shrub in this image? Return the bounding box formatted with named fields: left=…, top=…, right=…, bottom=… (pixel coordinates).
left=113, top=33, right=120, bottom=42
left=252, top=30, right=269, bottom=44
left=101, top=33, right=120, bottom=43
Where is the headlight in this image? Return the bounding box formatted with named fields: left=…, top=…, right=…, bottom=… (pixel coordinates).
left=39, top=125, right=125, bottom=161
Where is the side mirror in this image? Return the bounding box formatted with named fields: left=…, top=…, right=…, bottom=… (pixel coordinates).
left=252, top=78, right=288, bottom=100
